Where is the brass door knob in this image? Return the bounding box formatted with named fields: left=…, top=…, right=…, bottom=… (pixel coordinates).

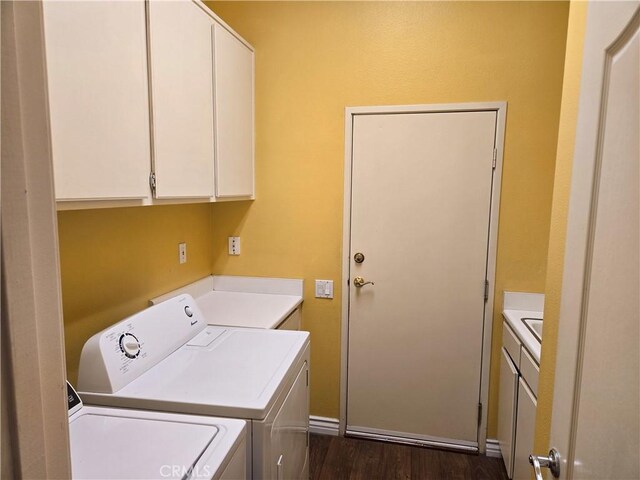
left=353, top=276, right=374, bottom=288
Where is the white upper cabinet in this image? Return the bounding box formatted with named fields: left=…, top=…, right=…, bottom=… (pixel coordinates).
left=44, top=0, right=254, bottom=208
left=148, top=0, right=215, bottom=199
left=43, top=1, right=151, bottom=201
left=213, top=23, right=255, bottom=199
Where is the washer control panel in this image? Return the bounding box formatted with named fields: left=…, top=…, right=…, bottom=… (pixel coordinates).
left=77, top=295, right=206, bottom=394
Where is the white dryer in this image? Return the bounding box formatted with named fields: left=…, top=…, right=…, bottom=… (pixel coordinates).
left=77, top=294, right=310, bottom=480
left=67, top=382, right=247, bottom=479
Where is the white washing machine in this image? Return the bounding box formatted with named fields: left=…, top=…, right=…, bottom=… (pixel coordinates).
left=77, top=294, right=310, bottom=480
left=67, top=382, right=247, bottom=479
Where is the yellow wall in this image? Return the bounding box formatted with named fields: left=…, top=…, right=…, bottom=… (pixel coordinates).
left=58, top=204, right=213, bottom=383
left=206, top=1, right=569, bottom=429
left=534, top=1, right=587, bottom=452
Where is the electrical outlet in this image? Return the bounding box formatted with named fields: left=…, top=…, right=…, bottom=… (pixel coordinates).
left=179, top=243, right=187, bottom=264
left=315, top=280, right=333, bottom=299
left=228, top=236, right=241, bottom=255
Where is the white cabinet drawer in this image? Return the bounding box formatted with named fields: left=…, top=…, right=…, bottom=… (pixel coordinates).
left=520, top=347, right=539, bottom=398
left=502, top=321, right=521, bottom=368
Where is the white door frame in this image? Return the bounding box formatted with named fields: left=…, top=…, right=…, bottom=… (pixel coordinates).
left=1, top=1, right=71, bottom=477
left=340, top=102, right=507, bottom=453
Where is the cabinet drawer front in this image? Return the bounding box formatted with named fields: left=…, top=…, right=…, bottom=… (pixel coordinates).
left=502, top=321, right=521, bottom=368
left=520, top=347, right=539, bottom=397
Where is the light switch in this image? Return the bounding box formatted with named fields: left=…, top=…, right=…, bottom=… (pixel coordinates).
left=315, top=280, right=333, bottom=299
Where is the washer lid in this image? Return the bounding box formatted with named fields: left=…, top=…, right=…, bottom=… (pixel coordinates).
left=108, top=328, right=309, bottom=418
left=70, top=413, right=218, bottom=479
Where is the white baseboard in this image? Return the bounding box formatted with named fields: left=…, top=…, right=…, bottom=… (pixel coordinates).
left=485, top=438, right=502, bottom=458
left=308, top=419, right=503, bottom=458
left=309, top=416, right=340, bottom=436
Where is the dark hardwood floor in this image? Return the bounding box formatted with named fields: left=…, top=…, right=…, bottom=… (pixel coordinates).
left=310, top=434, right=509, bottom=480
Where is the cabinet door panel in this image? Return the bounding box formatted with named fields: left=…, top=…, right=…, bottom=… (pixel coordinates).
left=513, top=377, right=536, bottom=480
left=43, top=1, right=151, bottom=201
left=497, top=347, right=518, bottom=478
left=149, top=0, right=215, bottom=198
left=213, top=24, right=254, bottom=198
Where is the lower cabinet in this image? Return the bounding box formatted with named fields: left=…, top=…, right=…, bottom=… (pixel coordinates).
left=513, top=378, right=537, bottom=480
left=498, top=347, right=518, bottom=477
left=497, top=321, right=539, bottom=480
left=278, top=308, right=302, bottom=331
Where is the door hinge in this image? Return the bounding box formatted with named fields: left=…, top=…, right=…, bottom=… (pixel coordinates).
left=478, top=402, right=483, bottom=426
left=306, top=369, right=309, bottom=387
left=484, top=280, right=489, bottom=302
left=149, top=172, right=156, bottom=193
left=492, top=148, right=497, bottom=169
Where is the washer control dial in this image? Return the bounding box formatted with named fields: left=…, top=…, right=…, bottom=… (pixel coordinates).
left=119, top=333, right=141, bottom=359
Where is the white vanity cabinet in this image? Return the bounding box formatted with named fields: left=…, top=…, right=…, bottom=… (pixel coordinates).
left=213, top=23, right=255, bottom=199
left=497, top=320, right=540, bottom=480
left=148, top=0, right=216, bottom=199
left=43, top=1, right=152, bottom=202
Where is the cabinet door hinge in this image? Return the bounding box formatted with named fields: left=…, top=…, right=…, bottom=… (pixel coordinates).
left=492, top=148, right=497, bottom=169
left=149, top=172, right=157, bottom=193
left=306, top=369, right=309, bottom=387
left=484, top=280, right=489, bottom=302
left=478, top=402, right=483, bottom=426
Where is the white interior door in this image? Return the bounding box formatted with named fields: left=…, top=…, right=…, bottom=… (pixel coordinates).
left=346, top=109, right=498, bottom=449
left=544, top=3, right=639, bottom=479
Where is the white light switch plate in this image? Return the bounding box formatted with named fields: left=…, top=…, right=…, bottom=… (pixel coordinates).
left=315, top=280, right=333, bottom=299
left=228, top=237, right=241, bottom=255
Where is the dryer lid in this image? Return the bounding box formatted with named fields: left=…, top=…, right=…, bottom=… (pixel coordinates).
left=70, top=413, right=218, bottom=479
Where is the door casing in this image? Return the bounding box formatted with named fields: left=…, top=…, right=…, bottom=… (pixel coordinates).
left=340, top=102, right=507, bottom=453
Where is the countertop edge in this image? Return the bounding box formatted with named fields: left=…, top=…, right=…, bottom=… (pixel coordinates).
left=502, top=309, right=542, bottom=364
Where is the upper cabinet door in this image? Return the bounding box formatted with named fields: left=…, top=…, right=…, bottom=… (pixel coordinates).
left=43, top=1, right=151, bottom=201
left=148, top=0, right=215, bottom=199
left=213, top=23, right=255, bottom=198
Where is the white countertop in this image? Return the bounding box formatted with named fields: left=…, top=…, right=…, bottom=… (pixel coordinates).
left=502, top=292, right=544, bottom=363
left=150, top=275, right=304, bottom=329
left=197, top=291, right=302, bottom=329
